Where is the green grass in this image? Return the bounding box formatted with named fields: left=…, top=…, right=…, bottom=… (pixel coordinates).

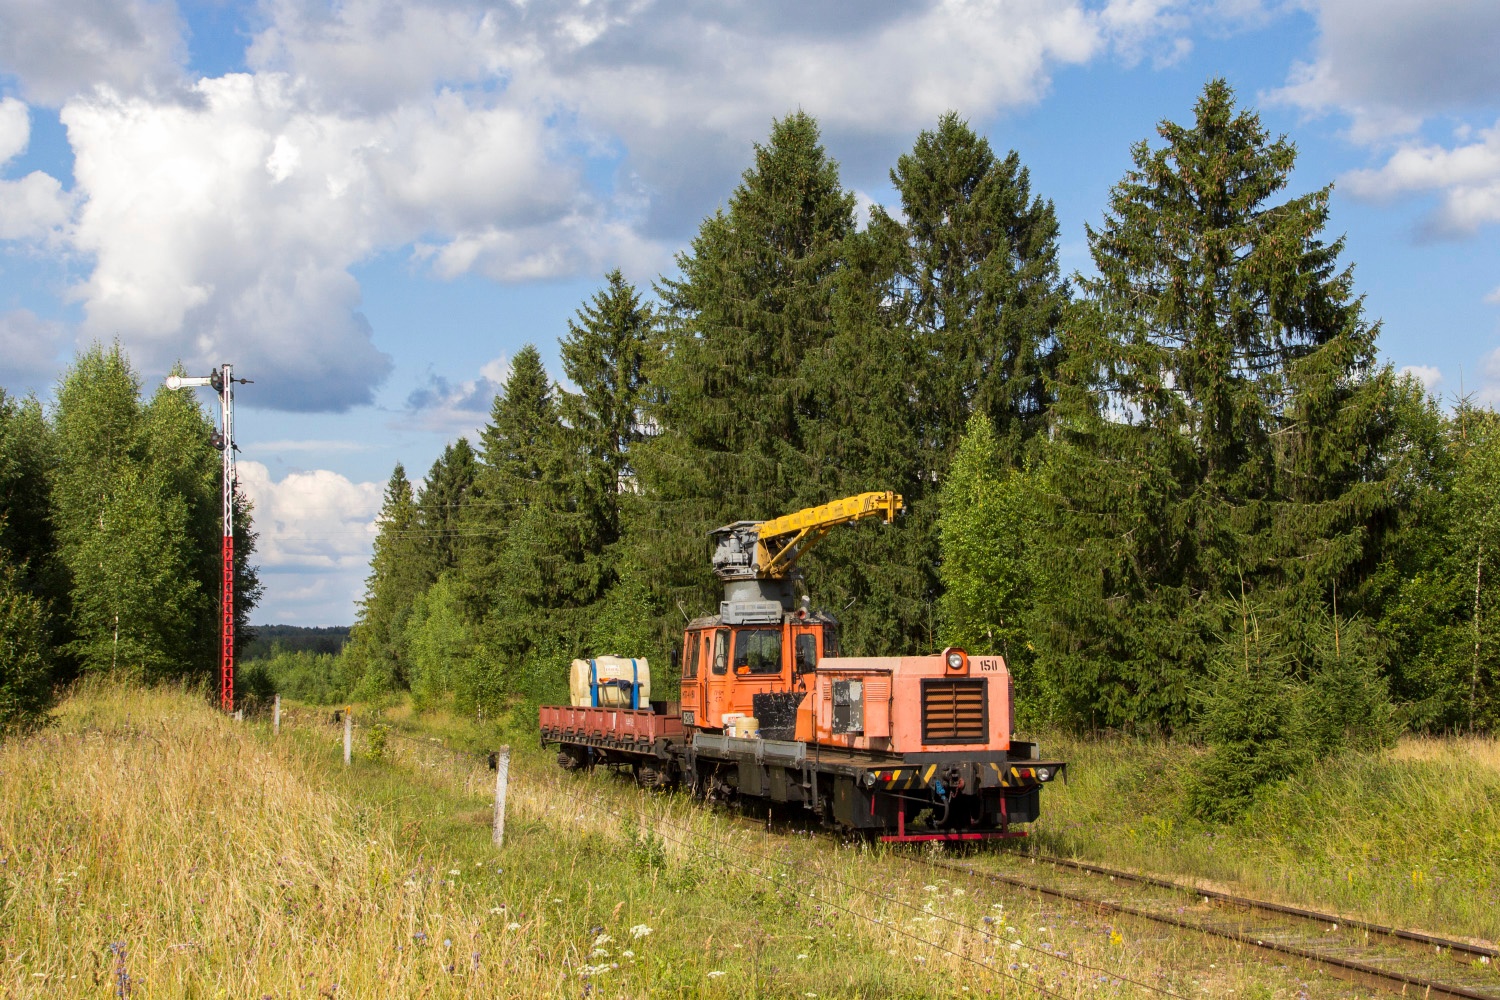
left=1025, top=730, right=1500, bottom=942
left=0, top=683, right=1439, bottom=998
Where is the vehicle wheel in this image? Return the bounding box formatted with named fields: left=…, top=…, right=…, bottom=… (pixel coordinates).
left=557, top=748, right=584, bottom=771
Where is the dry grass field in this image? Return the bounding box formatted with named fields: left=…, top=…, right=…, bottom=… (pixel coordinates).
left=2, top=682, right=1483, bottom=998
left=1030, top=730, right=1500, bottom=943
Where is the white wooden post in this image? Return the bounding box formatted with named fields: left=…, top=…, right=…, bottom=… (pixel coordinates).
left=273, top=694, right=280, bottom=735
left=492, top=746, right=511, bottom=847
left=343, top=708, right=352, bottom=766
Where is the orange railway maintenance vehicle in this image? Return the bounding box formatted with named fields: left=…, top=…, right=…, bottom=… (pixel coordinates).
left=538, top=491, right=1065, bottom=842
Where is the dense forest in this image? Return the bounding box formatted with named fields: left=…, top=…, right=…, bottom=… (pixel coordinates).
left=0, top=344, right=261, bottom=728
left=5, top=81, right=1499, bottom=817
left=325, top=84, right=1499, bottom=728
left=326, top=82, right=1500, bottom=813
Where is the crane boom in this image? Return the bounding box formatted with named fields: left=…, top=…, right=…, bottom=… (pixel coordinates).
left=710, top=490, right=904, bottom=583
left=754, top=490, right=903, bottom=578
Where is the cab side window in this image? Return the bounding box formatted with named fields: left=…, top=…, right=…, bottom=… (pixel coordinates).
left=795, top=633, right=817, bottom=673
left=711, top=629, right=730, bottom=675
left=684, top=632, right=700, bottom=678
left=734, top=629, right=784, bottom=675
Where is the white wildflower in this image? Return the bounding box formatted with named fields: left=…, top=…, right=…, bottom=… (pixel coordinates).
left=448, top=869, right=461, bottom=875
left=505, top=922, right=521, bottom=931
left=589, top=948, right=609, bottom=958
left=621, top=950, right=635, bottom=958
left=629, top=924, right=653, bottom=939
left=707, top=970, right=726, bottom=978
left=593, top=933, right=613, bottom=947
left=797, top=953, right=809, bottom=960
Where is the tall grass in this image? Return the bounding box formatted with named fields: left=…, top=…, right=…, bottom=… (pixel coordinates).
left=0, top=682, right=573, bottom=997
left=0, top=683, right=1378, bottom=998
left=1027, top=730, right=1500, bottom=941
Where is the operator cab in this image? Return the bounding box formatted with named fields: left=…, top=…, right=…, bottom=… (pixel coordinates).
left=678, top=608, right=840, bottom=739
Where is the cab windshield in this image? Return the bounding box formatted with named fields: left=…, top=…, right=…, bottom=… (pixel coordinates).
left=733, top=628, right=783, bottom=675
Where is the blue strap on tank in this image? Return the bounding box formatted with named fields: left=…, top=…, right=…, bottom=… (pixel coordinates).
left=630, top=658, right=639, bottom=709
left=590, top=659, right=599, bottom=708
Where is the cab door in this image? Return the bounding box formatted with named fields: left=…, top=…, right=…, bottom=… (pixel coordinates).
left=679, top=628, right=706, bottom=727
left=704, top=627, right=732, bottom=728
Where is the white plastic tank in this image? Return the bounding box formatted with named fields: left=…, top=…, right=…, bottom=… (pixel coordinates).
left=569, top=656, right=652, bottom=708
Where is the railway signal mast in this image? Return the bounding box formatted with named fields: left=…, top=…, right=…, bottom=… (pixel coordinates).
left=165, top=364, right=251, bottom=712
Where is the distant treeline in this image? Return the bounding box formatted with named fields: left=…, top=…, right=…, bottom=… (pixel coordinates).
left=0, top=345, right=260, bottom=732
left=242, top=625, right=351, bottom=661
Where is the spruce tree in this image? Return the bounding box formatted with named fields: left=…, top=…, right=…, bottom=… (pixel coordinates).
left=1036, top=79, right=1401, bottom=732
left=417, top=437, right=477, bottom=581
left=553, top=271, right=657, bottom=657
left=457, top=345, right=565, bottom=698
left=559, top=270, right=652, bottom=551
left=346, top=463, right=425, bottom=694
left=635, top=112, right=855, bottom=624
left=459, top=346, right=556, bottom=621
left=885, top=112, right=1067, bottom=464
left=793, top=217, right=931, bottom=654
left=799, top=118, right=1068, bottom=655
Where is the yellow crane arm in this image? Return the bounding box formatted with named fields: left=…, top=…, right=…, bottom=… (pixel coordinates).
left=754, top=490, right=903, bottom=579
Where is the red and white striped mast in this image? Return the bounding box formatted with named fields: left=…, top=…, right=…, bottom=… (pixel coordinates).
left=166, top=364, right=249, bottom=713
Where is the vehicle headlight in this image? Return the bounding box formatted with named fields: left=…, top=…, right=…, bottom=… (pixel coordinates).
left=862, top=771, right=876, bottom=788
left=946, top=651, right=964, bottom=670
left=1037, top=767, right=1052, bottom=782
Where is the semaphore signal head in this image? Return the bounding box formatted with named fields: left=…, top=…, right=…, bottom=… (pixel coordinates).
left=165, top=374, right=215, bottom=391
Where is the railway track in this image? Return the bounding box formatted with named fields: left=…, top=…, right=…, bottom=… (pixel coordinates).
left=322, top=714, right=1500, bottom=999
left=919, top=849, right=1500, bottom=1000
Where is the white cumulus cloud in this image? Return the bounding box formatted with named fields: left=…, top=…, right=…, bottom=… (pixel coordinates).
left=2, top=0, right=1213, bottom=412
left=1342, top=121, right=1500, bottom=237
left=0, top=0, right=188, bottom=105
left=238, top=460, right=383, bottom=625
left=1273, top=0, right=1500, bottom=243
left=1398, top=364, right=1442, bottom=392
left=0, top=97, right=73, bottom=242
left=1274, top=0, right=1500, bottom=130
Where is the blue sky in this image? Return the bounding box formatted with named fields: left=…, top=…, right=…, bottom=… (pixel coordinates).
left=2, top=0, right=1498, bottom=625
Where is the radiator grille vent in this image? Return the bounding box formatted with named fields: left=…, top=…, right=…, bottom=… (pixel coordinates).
left=921, top=679, right=987, bottom=744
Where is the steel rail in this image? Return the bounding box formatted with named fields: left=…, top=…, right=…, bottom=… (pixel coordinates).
left=1025, top=852, right=1500, bottom=960
left=924, top=857, right=1499, bottom=1000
